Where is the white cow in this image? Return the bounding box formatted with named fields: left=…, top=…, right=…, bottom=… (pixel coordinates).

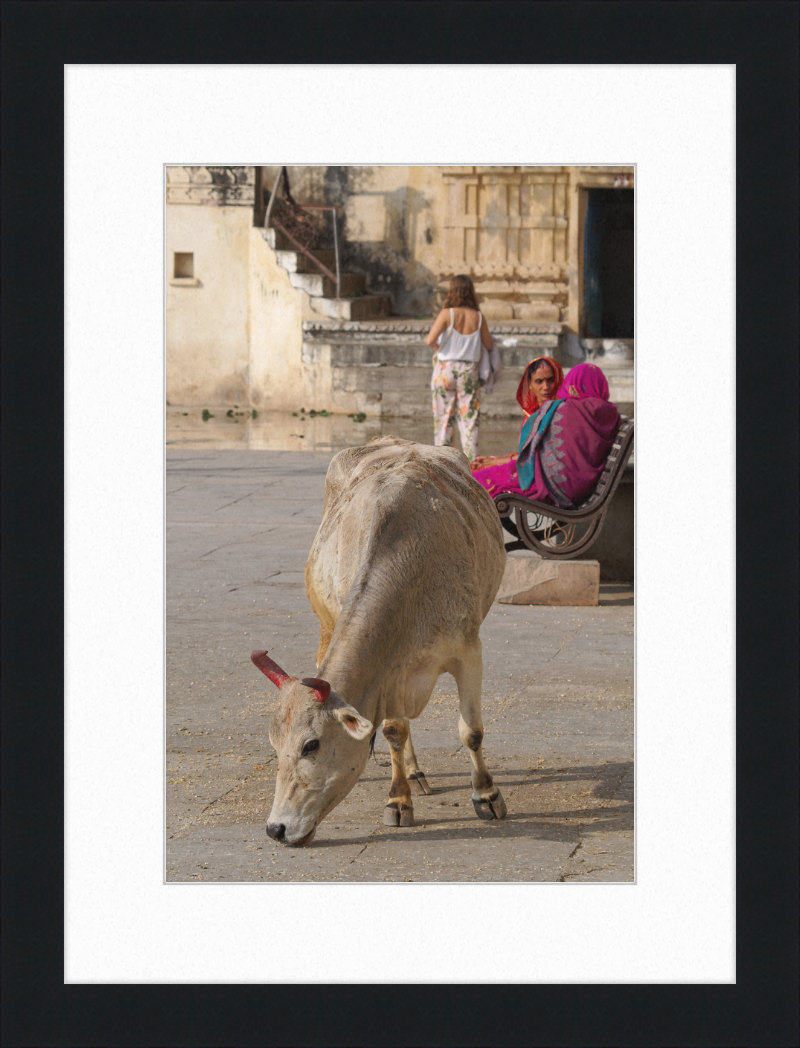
left=251, top=436, right=507, bottom=846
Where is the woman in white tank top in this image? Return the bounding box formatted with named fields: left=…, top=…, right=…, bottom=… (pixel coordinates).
left=425, top=274, right=493, bottom=462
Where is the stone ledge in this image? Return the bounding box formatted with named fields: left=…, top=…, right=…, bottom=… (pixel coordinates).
left=302, top=340, right=561, bottom=369
left=165, top=166, right=254, bottom=206
left=496, top=551, right=600, bottom=606
left=302, top=320, right=564, bottom=337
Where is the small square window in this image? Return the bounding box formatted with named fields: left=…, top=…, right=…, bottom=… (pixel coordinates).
left=174, top=252, right=194, bottom=279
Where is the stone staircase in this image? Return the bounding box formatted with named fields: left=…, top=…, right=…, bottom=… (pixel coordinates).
left=261, top=228, right=392, bottom=320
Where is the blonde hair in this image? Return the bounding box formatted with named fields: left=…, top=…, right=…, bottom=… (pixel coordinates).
left=442, top=274, right=479, bottom=311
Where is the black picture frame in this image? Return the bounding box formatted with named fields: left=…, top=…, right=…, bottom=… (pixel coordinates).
left=2, top=3, right=797, bottom=1046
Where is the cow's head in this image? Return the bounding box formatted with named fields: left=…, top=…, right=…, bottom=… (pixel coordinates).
left=251, top=650, right=373, bottom=847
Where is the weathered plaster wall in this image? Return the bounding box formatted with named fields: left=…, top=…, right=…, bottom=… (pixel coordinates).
left=279, top=166, right=447, bottom=316
left=272, top=165, right=635, bottom=325
left=247, top=229, right=315, bottom=412
left=166, top=205, right=251, bottom=405
left=166, top=165, right=329, bottom=410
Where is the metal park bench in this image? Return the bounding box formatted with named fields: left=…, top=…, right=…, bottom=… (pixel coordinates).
left=494, top=415, right=634, bottom=559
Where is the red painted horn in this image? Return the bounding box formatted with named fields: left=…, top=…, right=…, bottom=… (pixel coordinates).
left=300, top=677, right=331, bottom=703
left=251, top=650, right=292, bottom=688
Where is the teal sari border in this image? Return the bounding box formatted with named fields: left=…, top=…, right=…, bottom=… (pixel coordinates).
left=517, top=399, right=563, bottom=490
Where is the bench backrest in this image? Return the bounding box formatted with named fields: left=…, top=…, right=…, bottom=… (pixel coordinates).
left=573, top=415, right=634, bottom=514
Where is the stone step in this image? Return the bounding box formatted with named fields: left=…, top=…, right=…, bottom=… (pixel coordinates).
left=357, top=388, right=523, bottom=421
left=317, top=349, right=628, bottom=405
left=261, top=227, right=300, bottom=251
left=313, top=295, right=392, bottom=321
left=329, top=384, right=628, bottom=422
left=603, top=368, right=634, bottom=403
left=302, top=338, right=559, bottom=370
left=275, top=248, right=337, bottom=274
left=496, top=552, right=601, bottom=606
left=301, top=333, right=635, bottom=418
left=491, top=338, right=561, bottom=367
left=289, top=271, right=366, bottom=298
left=304, top=341, right=434, bottom=368
left=327, top=364, right=526, bottom=416
left=333, top=366, right=432, bottom=395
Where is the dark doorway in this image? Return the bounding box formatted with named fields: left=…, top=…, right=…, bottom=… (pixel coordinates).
left=583, top=189, right=634, bottom=338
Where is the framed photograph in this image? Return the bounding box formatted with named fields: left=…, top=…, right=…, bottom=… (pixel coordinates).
left=3, top=3, right=797, bottom=1046
left=164, top=159, right=636, bottom=887
left=71, top=62, right=737, bottom=979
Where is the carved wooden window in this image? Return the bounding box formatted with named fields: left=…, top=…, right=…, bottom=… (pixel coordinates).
left=441, top=167, right=568, bottom=280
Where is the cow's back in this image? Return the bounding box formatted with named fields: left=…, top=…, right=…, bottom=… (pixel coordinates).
left=306, top=438, right=505, bottom=654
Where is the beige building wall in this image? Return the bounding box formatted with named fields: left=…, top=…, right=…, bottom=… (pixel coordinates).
left=283, top=164, right=452, bottom=317
left=166, top=165, right=633, bottom=409
left=279, top=165, right=632, bottom=324
left=166, top=202, right=252, bottom=405
left=247, top=227, right=309, bottom=412
left=166, top=166, right=325, bottom=410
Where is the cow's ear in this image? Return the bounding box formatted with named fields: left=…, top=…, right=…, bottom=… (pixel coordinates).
left=332, top=704, right=373, bottom=741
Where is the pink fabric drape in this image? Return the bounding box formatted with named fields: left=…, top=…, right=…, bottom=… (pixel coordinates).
left=473, top=362, right=621, bottom=507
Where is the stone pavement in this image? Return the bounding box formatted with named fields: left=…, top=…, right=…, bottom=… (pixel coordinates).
left=166, top=445, right=634, bottom=883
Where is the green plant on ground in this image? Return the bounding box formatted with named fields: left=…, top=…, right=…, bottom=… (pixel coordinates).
left=348, top=412, right=367, bottom=423
left=251, top=409, right=258, bottom=419
left=202, top=409, right=214, bottom=421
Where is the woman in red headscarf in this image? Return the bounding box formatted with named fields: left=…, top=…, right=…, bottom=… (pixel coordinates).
left=470, top=356, right=562, bottom=487
left=471, top=360, right=620, bottom=507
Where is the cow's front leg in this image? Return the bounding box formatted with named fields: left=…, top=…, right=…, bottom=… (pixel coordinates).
left=403, top=725, right=434, bottom=795
left=381, top=718, right=415, bottom=826
left=453, top=648, right=508, bottom=820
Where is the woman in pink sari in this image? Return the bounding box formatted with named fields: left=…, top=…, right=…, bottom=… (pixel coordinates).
left=471, top=360, right=621, bottom=508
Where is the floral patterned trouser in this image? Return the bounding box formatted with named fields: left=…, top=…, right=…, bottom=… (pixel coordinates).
left=431, top=359, right=482, bottom=461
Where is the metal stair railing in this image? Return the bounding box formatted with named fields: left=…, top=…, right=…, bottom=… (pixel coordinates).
left=264, top=166, right=342, bottom=298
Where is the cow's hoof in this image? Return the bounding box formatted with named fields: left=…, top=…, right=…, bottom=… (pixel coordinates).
left=472, top=789, right=507, bottom=820
left=383, top=803, right=414, bottom=827
left=409, top=772, right=433, bottom=796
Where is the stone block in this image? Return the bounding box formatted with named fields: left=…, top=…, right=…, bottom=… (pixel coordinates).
left=327, top=342, right=431, bottom=369
left=288, top=272, right=365, bottom=298
left=582, top=338, right=634, bottom=363
left=605, top=368, right=634, bottom=403
left=481, top=300, right=515, bottom=321
left=496, top=551, right=600, bottom=606
left=514, top=302, right=561, bottom=322
left=314, top=295, right=391, bottom=321
left=275, top=249, right=336, bottom=274
left=333, top=366, right=426, bottom=394
left=261, top=227, right=297, bottom=251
